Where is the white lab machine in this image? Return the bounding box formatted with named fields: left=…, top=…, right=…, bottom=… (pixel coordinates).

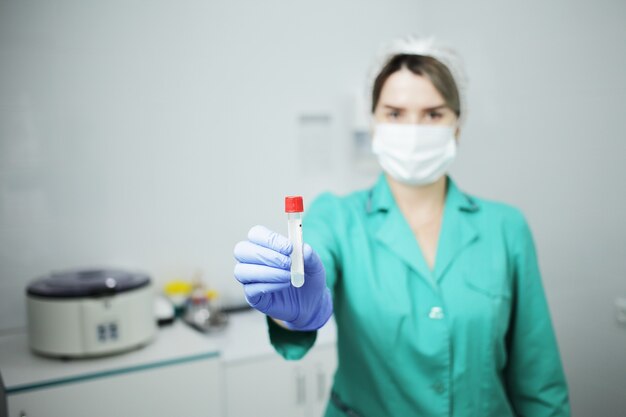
left=26, top=269, right=156, bottom=358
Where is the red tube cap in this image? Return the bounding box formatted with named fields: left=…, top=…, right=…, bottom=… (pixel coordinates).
left=285, top=196, right=304, bottom=213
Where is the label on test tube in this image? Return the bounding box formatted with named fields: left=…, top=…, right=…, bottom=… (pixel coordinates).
left=285, top=196, right=305, bottom=288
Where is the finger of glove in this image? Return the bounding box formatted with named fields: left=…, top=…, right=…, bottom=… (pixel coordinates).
left=234, top=241, right=291, bottom=270
left=243, top=282, right=291, bottom=301
left=247, top=225, right=292, bottom=256
left=303, top=243, right=324, bottom=275
left=234, top=263, right=291, bottom=285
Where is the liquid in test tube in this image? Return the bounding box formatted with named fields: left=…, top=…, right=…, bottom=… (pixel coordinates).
left=285, top=196, right=305, bottom=288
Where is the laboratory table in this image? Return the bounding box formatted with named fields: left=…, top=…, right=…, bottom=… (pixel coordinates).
left=0, top=310, right=337, bottom=417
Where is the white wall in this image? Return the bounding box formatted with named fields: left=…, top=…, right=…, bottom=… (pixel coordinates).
left=1, top=0, right=624, bottom=415
left=0, top=0, right=420, bottom=325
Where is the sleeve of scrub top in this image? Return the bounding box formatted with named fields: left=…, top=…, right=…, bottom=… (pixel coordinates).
left=505, top=213, right=571, bottom=416
left=267, top=192, right=341, bottom=360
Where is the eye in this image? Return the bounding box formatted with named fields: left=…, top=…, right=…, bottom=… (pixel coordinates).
left=387, top=110, right=400, bottom=119
left=427, top=111, right=443, bottom=120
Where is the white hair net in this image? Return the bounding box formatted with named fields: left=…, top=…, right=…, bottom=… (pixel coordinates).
left=366, top=35, right=469, bottom=126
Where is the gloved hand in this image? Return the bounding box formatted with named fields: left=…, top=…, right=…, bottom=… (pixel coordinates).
left=233, top=225, right=333, bottom=331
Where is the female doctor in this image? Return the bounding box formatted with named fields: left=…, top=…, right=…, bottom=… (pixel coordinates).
left=233, top=36, right=570, bottom=417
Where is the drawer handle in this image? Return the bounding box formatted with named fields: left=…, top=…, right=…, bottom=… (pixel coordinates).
left=317, top=366, right=326, bottom=401
left=296, top=369, right=306, bottom=405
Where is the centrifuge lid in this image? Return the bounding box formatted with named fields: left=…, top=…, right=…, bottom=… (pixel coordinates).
left=27, top=269, right=151, bottom=298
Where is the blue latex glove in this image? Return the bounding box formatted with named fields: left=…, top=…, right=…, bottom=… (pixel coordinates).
left=233, top=225, right=333, bottom=331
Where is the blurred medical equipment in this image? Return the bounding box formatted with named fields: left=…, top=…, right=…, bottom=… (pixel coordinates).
left=182, top=277, right=228, bottom=333
left=26, top=269, right=156, bottom=358
left=154, top=294, right=176, bottom=326
left=285, top=196, right=305, bottom=288
left=367, top=35, right=469, bottom=125
left=163, top=279, right=193, bottom=317
left=233, top=225, right=333, bottom=331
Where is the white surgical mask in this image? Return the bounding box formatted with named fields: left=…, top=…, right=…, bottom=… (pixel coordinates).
left=372, top=123, right=457, bottom=186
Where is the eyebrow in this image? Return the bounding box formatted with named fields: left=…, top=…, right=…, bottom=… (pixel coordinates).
left=423, top=104, right=448, bottom=112
left=382, top=104, right=448, bottom=112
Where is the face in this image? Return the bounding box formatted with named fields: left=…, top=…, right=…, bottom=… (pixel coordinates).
left=373, top=68, right=459, bottom=130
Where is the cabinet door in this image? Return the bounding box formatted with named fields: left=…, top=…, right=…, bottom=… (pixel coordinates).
left=224, top=355, right=307, bottom=417
left=304, top=345, right=337, bottom=417
left=223, top=343, right=337, bottom=417
left=7, top=359, right=221, bottom=417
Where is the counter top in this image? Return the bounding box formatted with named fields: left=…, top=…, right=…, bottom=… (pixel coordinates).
left=0, top=320, right=219, bottom=394
left=0, top=309, right=336, bottom=394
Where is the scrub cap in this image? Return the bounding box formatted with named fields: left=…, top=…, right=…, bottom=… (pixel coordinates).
left=367, top=35, right=469, bottom=126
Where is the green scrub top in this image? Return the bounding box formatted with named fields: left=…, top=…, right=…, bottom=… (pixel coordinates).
left=267, top=174, right=570, bottom=417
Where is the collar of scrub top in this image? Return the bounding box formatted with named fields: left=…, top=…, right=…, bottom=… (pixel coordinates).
left=366, top=173, right=480, bottom=285
left=366, top=173, right=480, bottom=214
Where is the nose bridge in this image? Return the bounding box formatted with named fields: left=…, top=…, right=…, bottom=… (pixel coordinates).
left=406, top=109, right=421, bottom=124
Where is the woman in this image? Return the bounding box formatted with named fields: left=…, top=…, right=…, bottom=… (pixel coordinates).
left=233, top=36, right=570, bottom=417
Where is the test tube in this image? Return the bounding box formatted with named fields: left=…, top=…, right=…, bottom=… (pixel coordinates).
left=285, top=196, right=305, bottom=288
